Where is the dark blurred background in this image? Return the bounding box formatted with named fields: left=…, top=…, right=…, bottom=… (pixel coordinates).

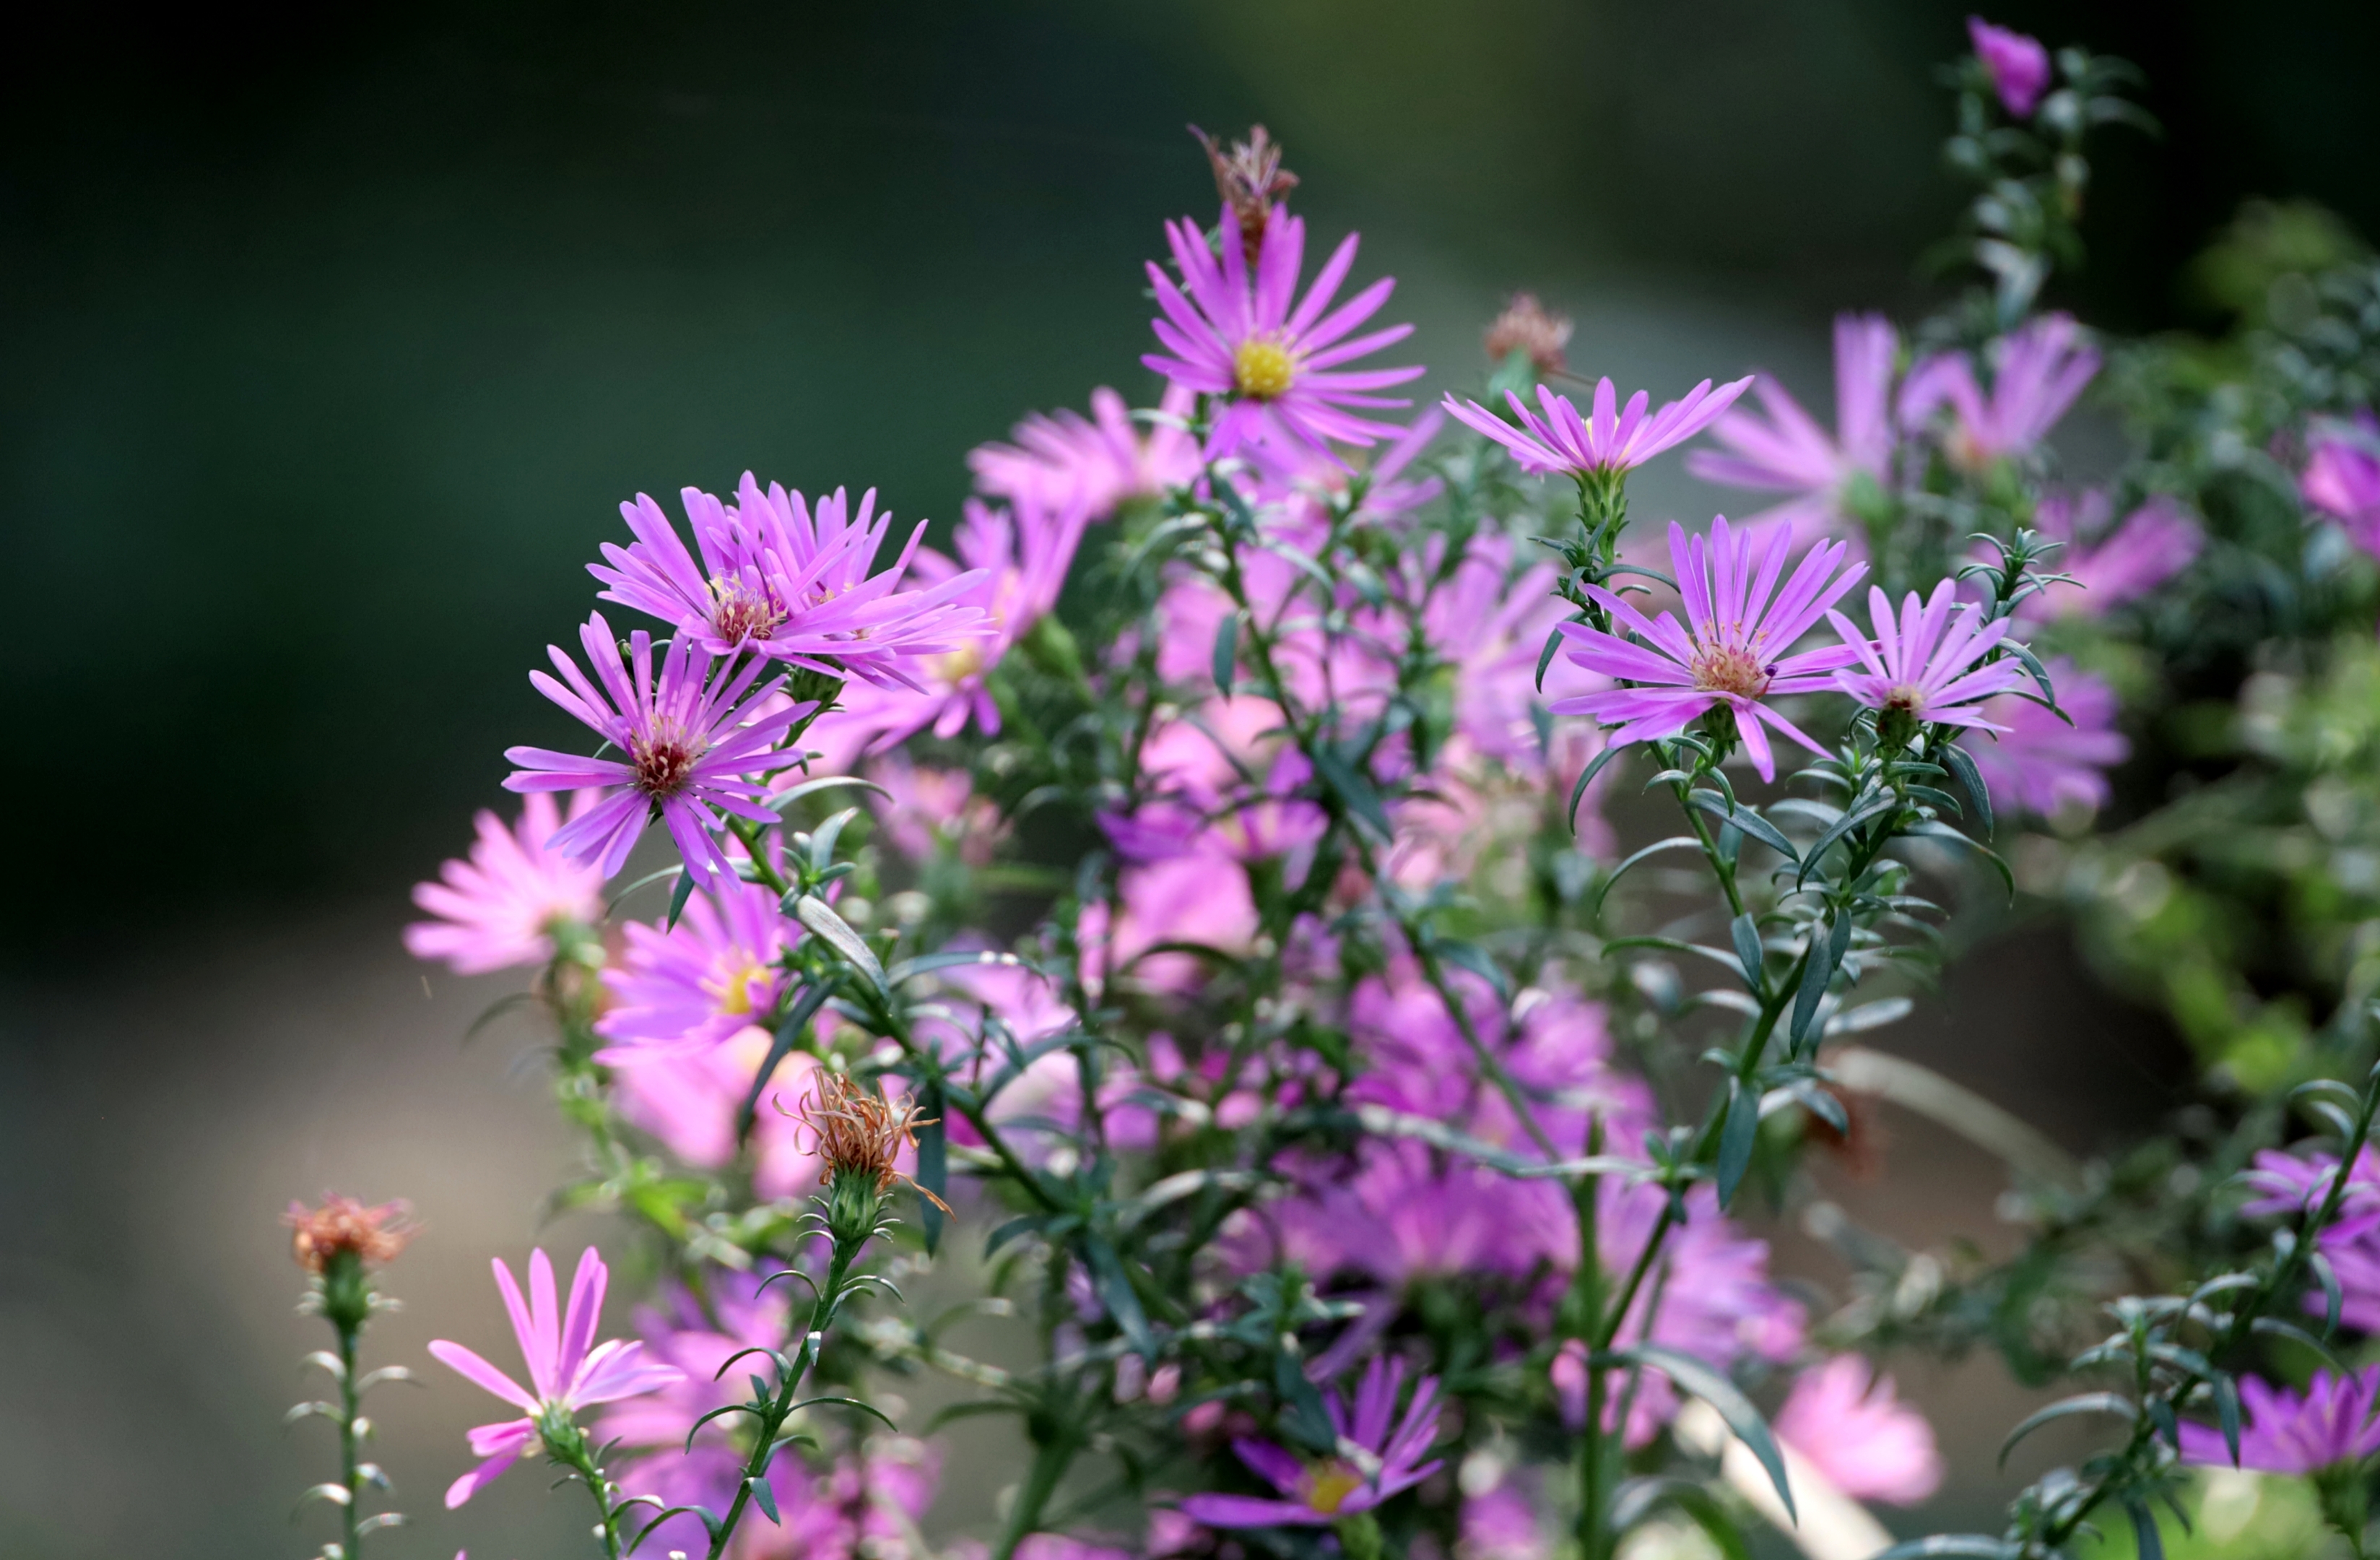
left=1, top=1, right=2374, bottom=1556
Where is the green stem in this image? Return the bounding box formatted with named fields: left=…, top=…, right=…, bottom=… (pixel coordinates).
left=705, top=1233, right=864, bottom=1560
left=336, top=1317, right=362, bottom=1559
left=994, top=1419, right=1083, bottom=1560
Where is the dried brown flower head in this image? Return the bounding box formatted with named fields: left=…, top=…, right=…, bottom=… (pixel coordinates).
left=789, top=1072, right=951, bottom=1212
left=284, top=1195, right=418, bottom=1273
left=1191, top=124, right=1298, bottom=264
left=1484, top=292, right=1574, bottom=377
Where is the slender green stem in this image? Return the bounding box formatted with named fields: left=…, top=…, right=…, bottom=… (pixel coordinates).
left=994, top=1416, right=1084, bottom=1560
left=705, top=1233, right=864, bottom=1560
left=336, top=1318, right=362, bottom=1559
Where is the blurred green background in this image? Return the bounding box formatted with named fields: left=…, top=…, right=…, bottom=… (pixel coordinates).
left=1, top=2, right=2376, bottom=1556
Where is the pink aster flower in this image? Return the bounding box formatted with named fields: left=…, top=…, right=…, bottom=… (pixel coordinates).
left=1445, top=376, right=1753, bottom=480
left=2302, top=410, right=2380, bottom=555
left=2180, top=1368, right=2380, bottom=1474
left=2020, top=491, right=2202, bottom=619
left=2239, top=1148, right=2380, bottom=1333
left=1687, top=313, right=1898, bottom=539
left=1552, top=516, right=1867, bottom=781
left=1142, top=203, right=1423, bottom=458
left=1959, top=659, right=2127, bottom=816
left=404, top=792, right=607, bottom=974
left=970, top=384, right=1202, bottom=519
left=1179, top=1358, right=1444, bottom=1528
left=1898, top=314, right=2098, bottom=472
left=594, top=878, right=796, bottom=1056
left=1827, top=581, right=2028, bottom=730
left=805, top=496, right=1087, bottom=760
left=427, top=1246, right=681, bottom=1509
left=503, top=613, right=812, bottom=892
left=1968, top=17, right=2052, bottom=118
left=1775, top=1356, right=1944, bottom=1506
left=590, top=477, right=989, bottom=690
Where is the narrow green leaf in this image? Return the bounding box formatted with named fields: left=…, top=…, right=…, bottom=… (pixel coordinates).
left=792, top=896, right=886, bottom=994
left=916, top=1082, right=948, bottom=1255
left=667, top=869, right=699, bottom=932
left=1685, top=792, right=1799, bottom=864
left=1869, top=1540, right=2014, bottom=1560
left=1433, top=938, right=1510, bottom=1001
left=747, top=1475, right=781, bottom=1525
left=1716, top=1079, right=1758, bottom=1208
left=2128, top=1500, right=2164, bottom=1560
left=1586, top=837, right=1705, bottom=917
left=1729, top=913, right=1765, bottom=996
left=1080, top=1236, right=1155, bottom=1356
left=1789, top=922, right=1837, bottom=1052
left=768, top=774, right=892, bottom=812
left=1997, top=1392, right=2135, bottom=1466
left=1567, top=740, right=1628, bottom=833
left=2212, top=1372, right=2241, bottom=1466
left=1908, top=820, right=2015, bottom=901
left=1938, top=741, right=1995, bottom=838
left=1796, top=798, right=1899, bottom=885
left=1604, top=1344, right=1794, bottom=1522
left=1212, top=613, right=1239, bottom=698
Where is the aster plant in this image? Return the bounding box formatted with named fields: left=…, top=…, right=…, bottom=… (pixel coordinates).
left=329, top=29, right=2380, bottom=1560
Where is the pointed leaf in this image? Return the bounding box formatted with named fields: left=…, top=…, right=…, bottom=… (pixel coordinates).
left=1789, top=922, right=1837, bottom=1052
left=1729, top=913, right=1765, bottom=996
left=1685, top=792, right=1799, bottom=864
left=1716, top=1078, right=1758, bottom=1208
left=793, top=896, right=886, bottom=994
left=769, top=774, right=892, bottom=812
left=1869, top=1541, right=2015, bottom=1560
left=747, top=1476, right=781, bottom=1526
left=1938, top=742, right=1995, bottom=838
left=1603, top=1344, right=1794, bottom=1522
left=1212, top=613, right=1239, bottom=698
left=668, top=869, right=699, bottom=932
left=1309, top=746, right=1392, bottom=841
left=1567, top=740, right=1628, bottom=833
left=917, top=1081, right=948, bottom=1255
left=1587, top=837, right=1705, bottom=917
left=2128, top=1500, right=2164, bottom=1560
left=1997, top=1392, right=2135, bottom=1466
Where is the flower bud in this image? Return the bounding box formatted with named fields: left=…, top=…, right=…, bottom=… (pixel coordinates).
left=791, top=1072, right=948, bottom=1249
left=1483, top=292, right=1573, bottom=378
left=1191, top=124, right=1298, bottom=264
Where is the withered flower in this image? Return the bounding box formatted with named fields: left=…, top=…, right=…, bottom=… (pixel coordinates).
left=788, top=1071, right=951, bottom=1213
left=285, top=1194, right=419, bottom=1274
left=1484, top=292, right=1573, bottom=377
left=1191, top=124, right=1299, bottom=262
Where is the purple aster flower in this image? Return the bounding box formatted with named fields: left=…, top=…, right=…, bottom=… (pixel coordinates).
left=590, top=476, right=990, bottom=690
left=1444, top=375, right=1753, bottom=480
left=2180, top=1368, right=2380, bottom=1474
left=1968, top=17, right=2052, bottom=118
left=1179, top=1357, right=1445, bottom=1528
left=1959, top=659, right=2127, bottom=816
left=2239, top=1148, right=2380, bottom=1333
left=968, top=384, right=1202, bottom=520
left=427, top=1246, right=682, bottom=1509
left=594, top=878, right=796, bottom=1056
left=1687, top=313, right=1899, bottom=539
left=404, top=792, right=607, bottom=975
left=1826, top=581, right=2029, bottom=731
left=503, top=612, right=811, bottom=892
left=2302, top=410, right=2380, bottom=555
left=1551, top=516, right=1867, bottom=781
left=1898, top=314, right=2098, bottom=472
left=2021, top=491, right=2202, bottom=619
left=1142, top=203, right=1423, bottom=459
left=1774, top=1356, right=1943, bottom=1507
left=1459, top=1476, right=1548, bottom=1560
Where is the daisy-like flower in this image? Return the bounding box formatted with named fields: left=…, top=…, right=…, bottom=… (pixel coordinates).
left=593, top=878, right=796, bottom=1057
left=1686, top=313, right=1898, bottom=538
left=503, top=612, right=812, bottom=892
left=968, top=384, right=1201, bottom=521
left=1552, top=516, right=1867, bottom=781
left=1960, top=661, right=2127, bottom=817
left=2020, top=491, right=2202, bottom=619
left=1142, top=204, right=1423, bottom=458
left=404, top=792, right=607, bottom=975
left=1968, top=16, right=2052, bottom=118
left=1774, top=1356, right=1943, bottom=1506
left=2179, top=1368, right=2380, bottom=1475
left=1826, top=581, right=2029, bottom=732
left=1444, top=376, right=1753, bottom=480
left=428, top=1246, right=682, bottom=1509
left=1898, top=313, right=2098, bottom=472
left=1179, top=1357, right=1445, bottom=1528
left=590, top=476, right=989, bottom=690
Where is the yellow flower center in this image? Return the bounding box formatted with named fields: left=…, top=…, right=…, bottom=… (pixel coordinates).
left=1301, top=1460, right=1367, bottom=1515
left=934, top=643, right=987, bottom=688
left=709, top=959, right=769, bottom=1016
left=1233, top=337, right=1297, bottom=400
left=1690, top=645, right=1772, bottom=700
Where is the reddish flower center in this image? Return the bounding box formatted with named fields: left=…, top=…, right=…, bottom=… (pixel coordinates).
left=1882, top=682, right=1927, bottom=713
left=1233, top=337, right=1297, bottom=400
left=1690, top=644, right=1773, bottom=700
left=630, top=730, right=705, bottom=798
left=1300, top=1459, right=1366, bottom=1515
left=710, top=579, right=786, bottom=644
